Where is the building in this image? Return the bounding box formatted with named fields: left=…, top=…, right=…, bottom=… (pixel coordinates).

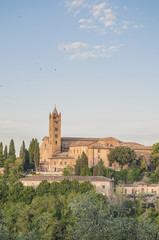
left=117, top=182, right=159, bottom=196
left=19, top=175, right=114, bottom=197
left=39, top=107, right=152, bottom=173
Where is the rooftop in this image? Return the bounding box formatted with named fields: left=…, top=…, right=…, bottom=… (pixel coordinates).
left=20, top=175, right=114, bottom=182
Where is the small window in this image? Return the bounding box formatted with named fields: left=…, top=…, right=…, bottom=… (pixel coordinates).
left=55, top=128, right=58, bottom=131
left=102, top=184, right=105, bottom=189
left=125, top=189, right=127, bottom=194
left=141, top=188, right=144, bottom=193
left=60, top=162, right=62, bottom=165
left=98, top=149, right=101, bottom=153
left=55, top=141, right=57, bottom=144
left=132, top=189, right=134, bottom=194
left=55, top=121, right=58, bottom=124
left=54, top=161, right=56, bottom=165
left=55, top=134, right=58, bottom=138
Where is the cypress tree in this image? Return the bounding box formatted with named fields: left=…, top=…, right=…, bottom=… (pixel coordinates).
left=0, top=142, right=4, bottom=167
left=19, top=140, right=25, bottom=159
left=34, top=139, right=40, bottom=170
left=29, top=139, right=35, bottom=165
left=4, top=145, right=8, bottom=160
left=9, top=139, right=16, bottom=161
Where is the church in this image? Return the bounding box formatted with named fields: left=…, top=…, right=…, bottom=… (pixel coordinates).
left=39, top=107, right=152, bottom=173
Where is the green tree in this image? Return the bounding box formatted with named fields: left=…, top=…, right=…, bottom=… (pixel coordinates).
left=36, top=180, right=50, bottom=196
left=79, top=181, right=94, bottom=194
left=8, top=182, right=24, bottom=202
left=80, top=167, right=92, bottom=176
left=74, top=152, right=88, bottom=175
left=49, top=181, right=59, bottom=196
left=28, top=138, right=35, bottom=167
left=9, top=139, right=16, bottom=161
left=93, top=160, right=105, bottom=176
left=0, top=179, right=9, bottom=203
left=139, top=155, right=148, bottom=170
left=34, top=139, right=40, bottom=170
left=0, top=142, right=5, bottom=167
left=108, top=146, right=136, bottom=168
left=19, top=141, right=30, bottom=170
left=4, top=145, right=8, bottom=160
left=62, top=165, right=74, bottom=176
left=150, top=154, right=159, bottom=169
left=152, top=142, right=159, bottom=155
left=20, top=186, right=36, bottom=205
left=19, top=141, right=25, bottom=159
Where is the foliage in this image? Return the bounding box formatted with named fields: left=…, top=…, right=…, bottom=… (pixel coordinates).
left=4, top=145, right=8, bottom=160
left=0, top=179, right=9, bottom=203
left=28, top=138, right=40, bottom=170
left=152, top=143, right=159, bottom=155
left=4, top=158, right=23, bottom=183
left=74, top=152, right=88, bottom=175
left=62, top=165, right=74, bottom=176
left=93, top=160, right=105, bottom=176
left=9, top=139, right=16, bottom=161
left=0, top=142, right=5, bottom=167
left=150, top=154, right=159, bottom=169
left=108, top=146, right=137, bottom=168
left=36, top=180, right=50, bottom=196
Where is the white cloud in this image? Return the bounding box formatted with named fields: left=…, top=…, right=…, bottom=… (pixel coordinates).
left=80, top=24, right=97, bottom=29
left=59, top=41, right=121, bottom=60
left=65, top=0, right=143, bottom=35
left=108, top=44, right=122, bottom=52
left=90, top=3, right=106, bottom=18
left=66, top=0, right=84, bottom=8
left=79, top=18, right=92, bottom=23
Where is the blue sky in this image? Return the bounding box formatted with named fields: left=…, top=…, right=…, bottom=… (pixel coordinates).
left=0, top=0, right=159, bottom=154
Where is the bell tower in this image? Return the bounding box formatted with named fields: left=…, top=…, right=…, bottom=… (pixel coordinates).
left=49, top=107, right=61, bottom=156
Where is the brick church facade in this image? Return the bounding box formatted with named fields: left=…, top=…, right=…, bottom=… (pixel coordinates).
left=39, top=107, right=152, bottom=173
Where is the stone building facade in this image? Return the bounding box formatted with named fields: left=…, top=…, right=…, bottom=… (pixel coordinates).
left=39, top=107, right=152, bottom=173
left=117, top=182, right=159, bottom=196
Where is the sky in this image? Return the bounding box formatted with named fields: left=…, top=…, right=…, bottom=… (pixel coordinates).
left=0, top=0, right=159, bottom=155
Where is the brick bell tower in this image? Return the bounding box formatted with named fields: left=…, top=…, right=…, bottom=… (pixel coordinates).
left=49, top=107, right=61, bottom=156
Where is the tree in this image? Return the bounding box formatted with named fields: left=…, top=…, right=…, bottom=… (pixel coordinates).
left=108, top=146, right=136, bottom=168
left=20, top=186, right=36, bottom=205
left=0, top=142, right=5, bottom=167
left=19, top=141, right=25, bottom=159
left=74, top=152, right=88, bottom=175
left=62, top=165, right=74, bottom=176
left=8, top=182, right=24, bottom=202
left=9, top=139, right=16, bottom=161
left=36, top=180, right=50, bottom=196
left=93, top=160, right=105, bottom=176
left=0, top=179, right=9, bottom=203
left=28, top=138, right=35, bottom=166
left=150, top=154, right=159, bottom=169
left=139, top=156, right=148, bottom=170
left=4, top=145, right=8, bottom=160
left=152, top=143, right=159, bottom=155
left=19, top=141, right=30, bottom=170
left=34, top=139, right=40, bottom=170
